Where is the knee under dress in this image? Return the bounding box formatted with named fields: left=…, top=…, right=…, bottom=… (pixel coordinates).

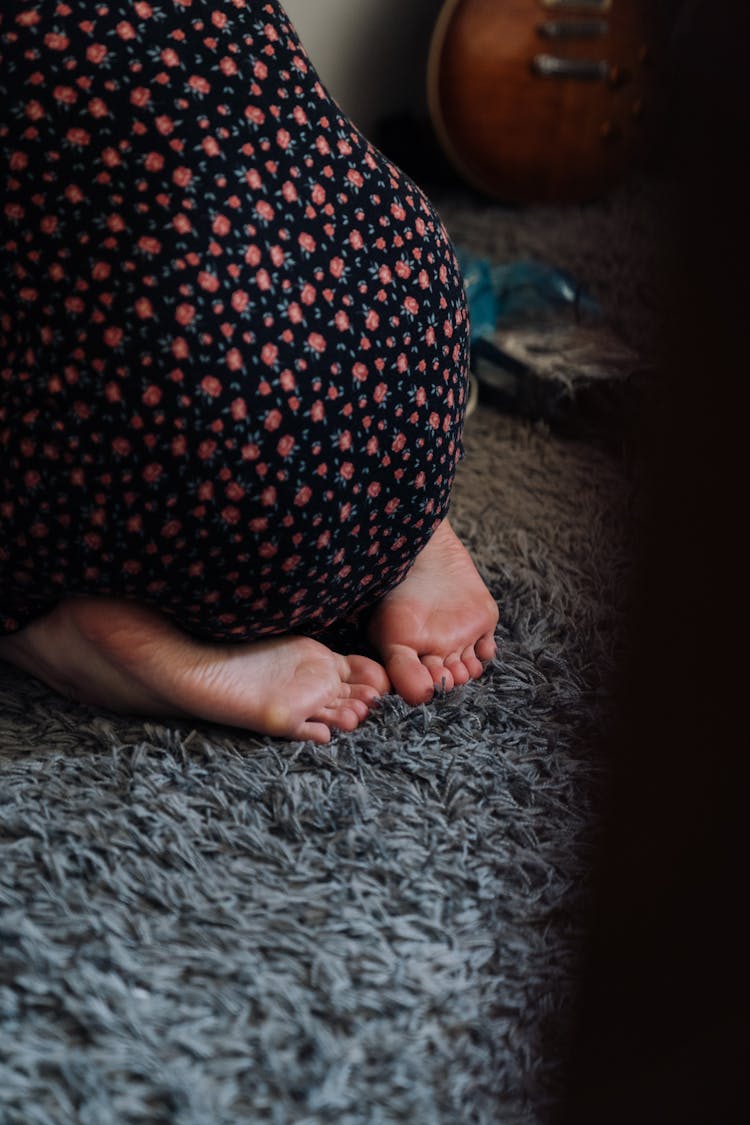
left=0, top=0, right=469, bottom=642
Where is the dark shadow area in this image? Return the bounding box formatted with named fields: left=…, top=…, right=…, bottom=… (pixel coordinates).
left=373, top=110, right=465, bottom=197
left=559, top=3, right=747, bottom=1122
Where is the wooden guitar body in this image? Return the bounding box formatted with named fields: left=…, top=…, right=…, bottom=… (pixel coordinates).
left=427, top=0, right=656, bottom=202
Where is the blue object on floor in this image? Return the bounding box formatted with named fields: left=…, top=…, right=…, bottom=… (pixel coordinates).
left=457, top=250, right=602, bottom=339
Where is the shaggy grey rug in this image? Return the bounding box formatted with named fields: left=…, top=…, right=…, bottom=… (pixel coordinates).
left=0, top=178, right=659, bottom=1124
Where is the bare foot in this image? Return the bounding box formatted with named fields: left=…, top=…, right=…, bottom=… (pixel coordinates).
left=0, top=597, right=390, bottom=744
left=367, top=519, right=499, bottom=705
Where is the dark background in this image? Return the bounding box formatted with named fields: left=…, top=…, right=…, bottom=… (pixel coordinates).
left=560, top=2, right=747, bottom=1122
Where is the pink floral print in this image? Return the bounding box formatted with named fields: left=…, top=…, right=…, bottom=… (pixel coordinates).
left=0, top=1, right=469, bottom=641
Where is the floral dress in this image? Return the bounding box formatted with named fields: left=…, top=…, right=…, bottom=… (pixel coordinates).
left=0, top=0, right=469, bottom=641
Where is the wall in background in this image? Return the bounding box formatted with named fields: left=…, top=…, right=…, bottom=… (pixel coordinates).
left=282, top=0, right=442, bottom=140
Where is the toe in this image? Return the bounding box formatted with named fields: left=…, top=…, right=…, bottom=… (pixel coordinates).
left=295, top=720, right=332, bottom=744
left=460, top=643, right=484, bottom=679
left=349, top=682, right=380, bottom=703
left=347, top=654, right=391, bottom=695
left=325, top=708, right=360, bottom=732
left=318, top=697, right=370, bottom=731
left=421, top=653, right=455, bottom=693
left=475, top=631, right=497, bottom=663
left=444, top=652, right=471, bottom=685
left=341, top=696, right=370, bottom=721
left=384, top=645, right=435, bottom=705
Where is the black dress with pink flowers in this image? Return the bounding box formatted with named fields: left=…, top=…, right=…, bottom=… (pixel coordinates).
left=0, top=0, right=469, bottom=642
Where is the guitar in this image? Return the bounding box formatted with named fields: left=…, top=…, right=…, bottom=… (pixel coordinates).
left=427, top=0, right=658, bottom=202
